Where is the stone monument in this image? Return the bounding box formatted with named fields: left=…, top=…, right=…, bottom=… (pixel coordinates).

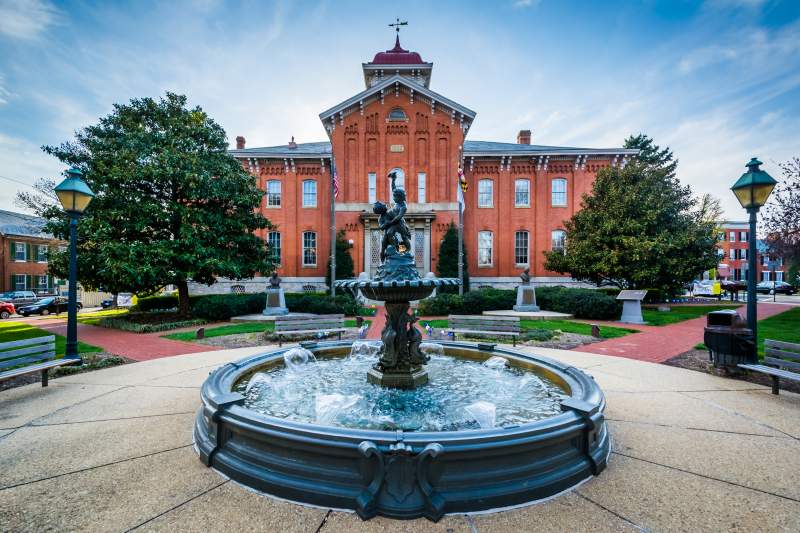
left=617, top=289, right=648, bottom=324
left=513, top=268, right=540, bottom=312
left=263, top=272, right=289, bottom=316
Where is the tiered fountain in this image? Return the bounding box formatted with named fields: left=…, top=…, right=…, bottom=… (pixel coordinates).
left=194, top=171, right=609, bottom=521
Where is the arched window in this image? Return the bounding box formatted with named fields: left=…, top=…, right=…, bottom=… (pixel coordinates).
left=478, top=231, right=493, bottom=266
left=388, top=107, right=407, bottom=121
left=268, top=231, right=281, bottom=265
left=267, top=180, right=281, bottom=207
left=515, top=231, right=529, bottom=265
left=478, top=179, right=493, bottom=208
left=302, top=231, right=317, bottom=266
left=551, top=178, right=567, bottom=206
left=551, top=230, right=566, bottom=253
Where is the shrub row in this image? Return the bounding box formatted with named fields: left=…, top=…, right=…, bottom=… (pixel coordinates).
left=132, top=291, right=360, bottom=321
left=97, top=316, right=207, bottom=333
left=417, top=286, right=621, bottom=320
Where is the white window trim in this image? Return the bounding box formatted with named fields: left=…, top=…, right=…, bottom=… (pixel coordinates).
left=14, top=274, right=26, bottom=290
left=551, top=230, right=567, bottom=253
left=302, top=180, right=317, bottom=208
left=368, top=173, right=377, bottom=204
left=268, top=231, right=281, bottom=266
left=417, top=172, right=426, bottom=204
left=302, top=231, right=317, bottom=267
left=514, top=179, right=530, bottom=208
left=14, top=242, right=26, bottom=262
left=478, top=179, right=493, bottom=208
left=551, top=178, right=568, bottom=207
left=729, top=232, right=736, bottom=242
left=477, top=230, right=493, bottom=267
left=37, top=244, right=48, bottom=263
left=266, top=180, right=282, bottom=208
left=514, top=230, right=529, bottom=266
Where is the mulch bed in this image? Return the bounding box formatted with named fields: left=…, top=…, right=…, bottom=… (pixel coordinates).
left=663, top=348, right=800, bottom=394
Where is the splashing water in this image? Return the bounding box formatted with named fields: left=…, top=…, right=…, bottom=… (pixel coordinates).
left=236, top=343, right=568, bottom=431
left=483, top=356, right=508, bottom=369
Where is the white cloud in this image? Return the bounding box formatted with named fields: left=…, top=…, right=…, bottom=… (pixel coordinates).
left=0, top=74, right=11, bottom=104
left=0, top=132, right=64, bottom=212
left=0, top=0, right=60, bottom=40
left=513, top=0, right=541, bottom=8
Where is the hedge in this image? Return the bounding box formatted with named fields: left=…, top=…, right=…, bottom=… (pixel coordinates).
left=97, top=316, right=207, bottom=333
left=418, top=286, right=621, bottom=320
left=132, top=291, right=360, bottom=320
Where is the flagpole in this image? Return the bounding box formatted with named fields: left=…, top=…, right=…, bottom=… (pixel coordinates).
left=330, top=158, right=336, bottom=297
left=458, top=199, right=464, bottom=296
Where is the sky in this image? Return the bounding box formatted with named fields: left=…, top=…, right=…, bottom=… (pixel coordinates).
left=0, top=0, right=798, bottom=219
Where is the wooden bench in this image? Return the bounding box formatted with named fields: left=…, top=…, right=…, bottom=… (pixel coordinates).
left=738, top=339, right=800, bottom=395
left=0, top=336, right=78, bottom=387
left=274, top=314, right=346, bottom=346
left=445, top=315, right=521, bottom=347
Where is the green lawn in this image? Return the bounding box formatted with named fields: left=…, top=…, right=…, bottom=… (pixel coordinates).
left=641, top=305, right=741, bottom=326
left=756, top=307, right=800, bottom=356
left=0, top=321, right=103, bottom=357
left=161, top=319, right=369, bottom=342
left=77, top=308, right=130, bottom=325
left=420, top=319, right=637, bottom=339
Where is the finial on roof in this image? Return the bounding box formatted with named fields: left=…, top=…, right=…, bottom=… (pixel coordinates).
left=288, top=136, right=297, bottom=149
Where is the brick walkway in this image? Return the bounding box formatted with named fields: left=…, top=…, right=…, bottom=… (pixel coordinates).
left=574, top=303, right=789, bottom=363
left=34, top=321, right=215, bottom=362
left=365, top=306, right=386, bottom=340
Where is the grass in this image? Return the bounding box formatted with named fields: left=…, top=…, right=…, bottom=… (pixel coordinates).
left=419, top=319, right=637, bottom=340
left=161, top=319, right=370, bottom=342
left=0, top=321, right=103, bottom=358
left=641, top=304, right=741, bottom=326
left=756, top=306, right=800, bottom=356
left=77, top=308, right=130, bottom=325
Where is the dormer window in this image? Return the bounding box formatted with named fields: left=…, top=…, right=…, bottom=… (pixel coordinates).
left=388, top=107, right=407, bottom=121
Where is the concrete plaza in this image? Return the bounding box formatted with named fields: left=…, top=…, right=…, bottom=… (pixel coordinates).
left=1, top=344, right=798, bottom=532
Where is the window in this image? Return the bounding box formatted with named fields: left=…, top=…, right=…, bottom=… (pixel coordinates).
left=302, top=231, right=317, bottom=266
left=741, top=249, right=747, bottom=260
left=267, top=180, right=281, bottom=207
left=761, top=271, right=770, bottom=282
left=515, top=179, right=530, bottom=207
left=733, top=268, right=741, bottom=281
left=739, top=231, right=747, bottom=241
left=552, top=178, right=567, bottom=206
left=478, top=231, right=493, bottom=266
left=729, top=249, right=736, bottom=260
left=478, top=179, right=493, bottom=208
left=551, top=230, right=566, bottom=253
left=268, top=232, right=281, bottom=265
left=729, top=232, right=736, bottom=242
left=515, top=231, right=529, bottom=265
left=302, top=180, right=317, bottom=207
left=37, top=245, right=48, bottom=263
left=388, top=107, right=407, bottom=121
left=14, top=242, right=26, bottom=261
left=417, top=172, right=426, bottom=203
left=776, top=271, right=784, bottom=282
left=14, top=274, right=26, bottom=290
left=717, top=231, right=725, bottom=241
left=37, top=275, right=48, bottom=290
left=761, top=255, right=767, bottom=266
left=368, top=173, right=377, bottom=203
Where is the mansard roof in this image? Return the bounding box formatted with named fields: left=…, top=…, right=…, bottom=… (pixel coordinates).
left=463, top=140, right=639, bottom=157
left=318, top=74, right=476, bottom=134
left=229, top=141, right=332, bottom=159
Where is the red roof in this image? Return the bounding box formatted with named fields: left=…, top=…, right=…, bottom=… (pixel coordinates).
left=370, top=36, right=424, bottom=65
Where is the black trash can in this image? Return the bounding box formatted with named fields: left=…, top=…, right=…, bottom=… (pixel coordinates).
left=703, top=310, right=755, bottom=368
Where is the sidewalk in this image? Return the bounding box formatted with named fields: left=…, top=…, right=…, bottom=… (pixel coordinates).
left=575, top=302, right=789, bottom=363
left=34, top=321, right=216, bottom=362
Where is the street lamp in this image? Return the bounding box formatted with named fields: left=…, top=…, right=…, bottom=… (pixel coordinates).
left=55, top=167, right=95, bottom=362
left=730, top=157, right=776, bottom=363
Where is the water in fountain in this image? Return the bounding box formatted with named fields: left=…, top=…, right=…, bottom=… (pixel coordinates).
left=236, top=342, right=568, bottom=432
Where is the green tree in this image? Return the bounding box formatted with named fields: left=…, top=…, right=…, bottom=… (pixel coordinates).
left=624, top=133, right=678, bottom=178
left=436, top=223, right=469, bottom=292
left=762, top=157, right=800, bottom=283
left=544, top=161, right=718, bottom=295
left=326, top=229, right=355, bottom=288
left=29, top=93, right=273, bottom=316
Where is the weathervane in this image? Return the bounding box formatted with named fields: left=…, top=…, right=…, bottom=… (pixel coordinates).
left=389, top=17, right=408, bottom=35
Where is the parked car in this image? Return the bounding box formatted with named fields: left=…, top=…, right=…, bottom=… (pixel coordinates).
left=101, top=298, right=114, bottom=309
left=0, top=301, right=15, bottom=319
left=756, top=281, right=797, bottom=295
left=0, top=291, right=40, bottom=306
left=17, top=297, right=83, bottom=317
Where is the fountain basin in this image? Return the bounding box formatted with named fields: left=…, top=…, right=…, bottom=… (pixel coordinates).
left=194, top=341, right=609, bottom=521
left=336, top=278, right=459, bottom=302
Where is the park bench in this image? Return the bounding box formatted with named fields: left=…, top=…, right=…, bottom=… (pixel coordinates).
left=274, top=314, right=346, bottom=346
left=738, top=339, right=800, bottom=395
left=0, top=336, right=78, bottom=387
left=445, top=315, right=521, bottom=347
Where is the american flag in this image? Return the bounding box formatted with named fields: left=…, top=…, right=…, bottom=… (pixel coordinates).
left=332, top=160, right=340, bottom=199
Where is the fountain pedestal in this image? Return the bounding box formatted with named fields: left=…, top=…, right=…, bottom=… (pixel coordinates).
left=368, top=300, right=429, bottom=388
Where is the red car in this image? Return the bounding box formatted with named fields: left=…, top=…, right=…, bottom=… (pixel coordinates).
left=0, top=301, right=15, bottom=320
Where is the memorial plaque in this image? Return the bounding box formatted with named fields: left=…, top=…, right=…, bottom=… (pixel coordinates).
left=390, top=144, right=405, bottom=152
left=267, top=292, right=281, bottom=307
left=616, top=290, right=648, bottom=301
left=522, top=288, right=535, bottom=304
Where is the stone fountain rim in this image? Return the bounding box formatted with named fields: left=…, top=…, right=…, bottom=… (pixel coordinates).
left=334, top=277, right=460, bottom=289
left=200, top=340, right=603, bottom=441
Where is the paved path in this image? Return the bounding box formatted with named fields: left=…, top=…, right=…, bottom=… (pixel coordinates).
left=33, top=321, right=215, bottom=362
left=365, top=306, right=386, bottom=340
left=1, top=345, right=798, bottom=531
left=575, top=303, right=790, bottom=363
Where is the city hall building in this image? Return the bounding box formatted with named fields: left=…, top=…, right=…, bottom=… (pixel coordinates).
left=220, top=37, right=637, bottom=293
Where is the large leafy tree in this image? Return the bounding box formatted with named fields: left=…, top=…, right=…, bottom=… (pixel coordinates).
left=762, top=157, right=800, bottom=283
left=436, top=223, right=469, bottom=292
left=544, top=159, right=718, bottom=295
left=624, top=133, right=678, bottom=178
left=326, top=229, right=355, bottom=288
left=24, top=93, right=274, bottom=315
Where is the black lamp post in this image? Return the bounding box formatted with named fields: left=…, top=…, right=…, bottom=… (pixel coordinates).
left=54, top=167, right=95, bottom=362
left=730, top=157, right=776, bottom=363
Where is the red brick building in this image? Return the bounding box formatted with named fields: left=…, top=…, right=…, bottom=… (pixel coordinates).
left=217, top=38, right=636, bottom=292
left=715, top=221, right=786, bottom=283
left=0, top=209, right=62, bottom=294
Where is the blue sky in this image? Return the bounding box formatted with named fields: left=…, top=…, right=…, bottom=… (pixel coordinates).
left=0, top=0, right=798, bottom=218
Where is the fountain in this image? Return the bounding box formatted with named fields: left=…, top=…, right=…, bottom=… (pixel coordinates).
left=194, top=171, right=609, bottom=521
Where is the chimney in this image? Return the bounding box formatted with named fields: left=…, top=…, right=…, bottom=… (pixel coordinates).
left=235, top=136, right=246, bottom=150
left=517, top=129, right=531, bottom=145
left=288, top=136, right=297, bottom=149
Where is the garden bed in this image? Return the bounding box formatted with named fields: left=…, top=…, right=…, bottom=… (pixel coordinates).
left=96, top=312, right=207, bottom=333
